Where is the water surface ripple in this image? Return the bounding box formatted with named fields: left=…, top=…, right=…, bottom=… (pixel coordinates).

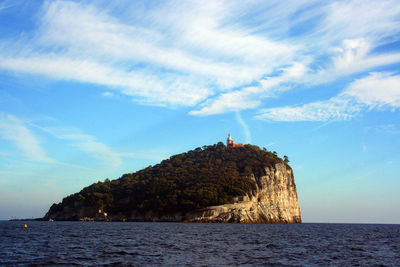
left=1, top=222, right=399, bottom=266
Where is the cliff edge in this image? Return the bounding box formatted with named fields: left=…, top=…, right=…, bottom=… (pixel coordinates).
left=187, top=163, right=301, bottom=223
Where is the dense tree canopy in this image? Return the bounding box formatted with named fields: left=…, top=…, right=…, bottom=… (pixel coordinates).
left=48, top=143, right=287, bottom=216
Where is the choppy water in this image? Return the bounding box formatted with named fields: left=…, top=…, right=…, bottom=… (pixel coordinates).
left=0, top=221, right=399, bottom=266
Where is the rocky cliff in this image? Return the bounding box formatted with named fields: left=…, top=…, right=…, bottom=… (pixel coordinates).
left=45, top=144, right=301, bottom=223
left=186, top=163, right=301, bottom=223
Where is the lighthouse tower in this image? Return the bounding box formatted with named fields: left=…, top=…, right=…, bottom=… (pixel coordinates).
left=226, top=133, right=245, bottom=148
left=227, top=133, right=234, bottom=146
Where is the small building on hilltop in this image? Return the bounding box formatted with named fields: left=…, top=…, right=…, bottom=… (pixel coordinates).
left=227, top=133, right=244, bottom=148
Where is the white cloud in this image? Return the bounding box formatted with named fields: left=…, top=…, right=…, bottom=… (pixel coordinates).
left=0, top=0, right=400, bottom=117
left=343, top=72, right=400, bottom=109
left=316, top=1, right=400, bottom=45
left=189, top=87, right=262, bottom=115
left=256, top=97, right=359, bottom=122
left=334, top=39, right=371, bottom=70
left=199, top=36, right=400, bottom=117
left=190, top=62, right=308, bottom=115
left=0, top=55, right=210, bottom=107
left=0, top=0, right=298, bottom=107
left=0, top=113, right=52, bottom=162
left=190, top=0, right=400, bottom=116
left=256, top=72, right=400, bottom=122
left=310, top=39, right=400, bottom=84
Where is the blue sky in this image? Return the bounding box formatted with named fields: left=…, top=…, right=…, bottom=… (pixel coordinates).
left=0, top=0, right=399, bottom=223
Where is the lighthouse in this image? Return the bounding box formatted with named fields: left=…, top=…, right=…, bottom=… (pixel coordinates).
left=227, top=133, right=233, bottom=146
left=227, top=134, right=244, bottom=148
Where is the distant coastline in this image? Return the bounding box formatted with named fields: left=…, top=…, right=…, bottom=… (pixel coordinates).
left=9, top=218, right=44, bottom=221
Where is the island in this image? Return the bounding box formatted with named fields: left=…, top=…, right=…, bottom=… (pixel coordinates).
left=45, top=135, right=302, bottom=223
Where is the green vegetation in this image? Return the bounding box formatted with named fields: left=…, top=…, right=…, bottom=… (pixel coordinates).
left=48, top=143, right=287, bottom=217
left=284, top=155, right=289, bottom=164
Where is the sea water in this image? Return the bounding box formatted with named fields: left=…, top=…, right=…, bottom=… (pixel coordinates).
left=0, top=221, right=399, bottom=266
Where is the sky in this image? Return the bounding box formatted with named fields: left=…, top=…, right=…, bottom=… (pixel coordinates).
left=0, top=0, right=399, bottom=223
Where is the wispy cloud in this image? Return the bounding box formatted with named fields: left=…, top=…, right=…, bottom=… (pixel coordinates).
left=308, top=39, right=400, bottom=85
left=344, top=72, right=400, bottom=109
left=235, top=112, right=251, bottom=143
left=189, top=1, right=400, bottom=116
left=264, top=142, right=276, bottom=148
left=256, top=97, right=358, bottom=122
left=0, top=113, right=52, bottom=162
left=60, top=133, right=122, bottom=168
left=371, top=124, right=400, bottom=135
left=31, top=125, right=122, bottom=168
left=190, top=62, right=308, bottom=115
left=0, top=1, right=296, bottom=107
left=0, top=0, right=399, bottom=118
left=31, top=123, right=167, bottom=168
left=0, top=0, right=20, bottom=11
left=120, top=151, right=169, bottom=163
left=102, top=91, right=119, bottom=99
left=362, top=144, right=367, bottom=153
left=256, top=72, right=400, bottom=122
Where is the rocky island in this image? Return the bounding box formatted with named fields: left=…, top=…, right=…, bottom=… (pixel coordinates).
left=45, top=137, right=301, bottom=223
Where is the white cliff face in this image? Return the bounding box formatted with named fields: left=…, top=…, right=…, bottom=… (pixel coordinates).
left=186, top=163, right=301, bottom=223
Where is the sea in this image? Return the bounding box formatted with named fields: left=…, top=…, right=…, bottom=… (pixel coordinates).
left=0, top=221, right=399, bottom=266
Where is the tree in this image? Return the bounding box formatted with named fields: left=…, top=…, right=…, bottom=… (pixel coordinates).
left=283, top=155, right=289, bottom=164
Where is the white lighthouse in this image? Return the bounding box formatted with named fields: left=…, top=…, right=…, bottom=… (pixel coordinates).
left=226, top=133, right=244, bottom=148
left=227, top=133, right=233, bottom=146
